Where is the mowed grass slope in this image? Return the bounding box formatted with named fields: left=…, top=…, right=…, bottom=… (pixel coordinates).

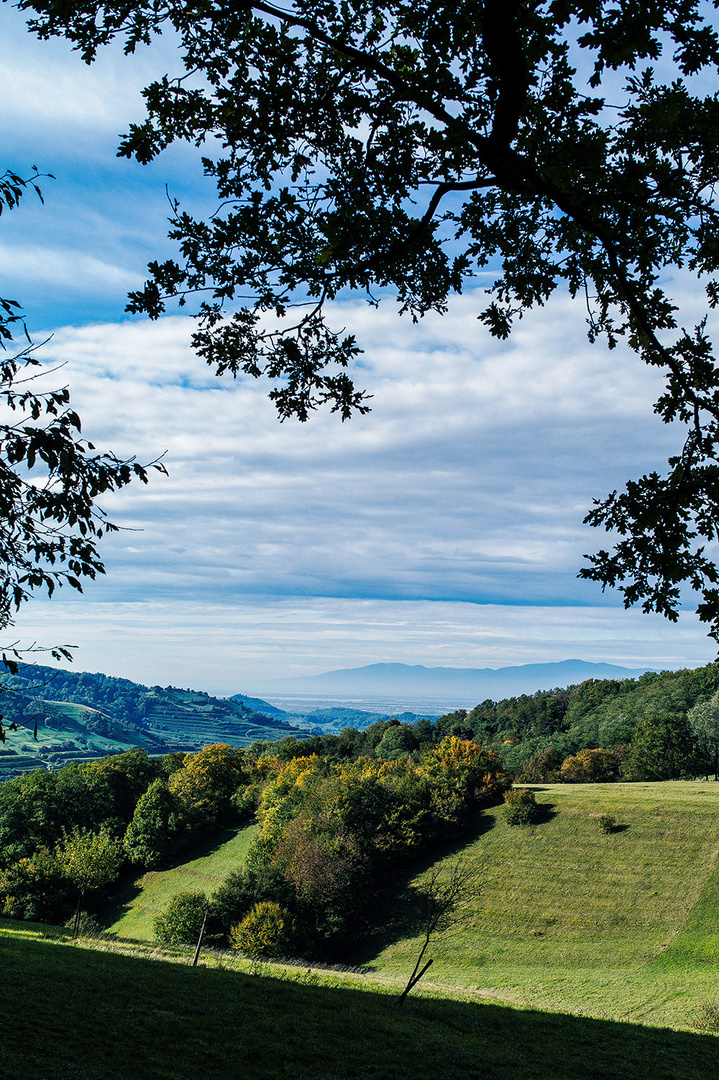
left=105, top=824, right=257, bottom=941
left=100, top=783, right=719, bottom=1032
left=366, top=782, right=719, bottom=1030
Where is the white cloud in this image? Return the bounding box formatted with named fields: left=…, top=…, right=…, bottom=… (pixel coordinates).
left=22, top=292, right=688, bottom=629
left=1, top=6, right=173, bottom=136
left=0, top=244, right=144, bottom=292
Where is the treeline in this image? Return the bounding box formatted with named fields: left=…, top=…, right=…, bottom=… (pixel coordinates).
left=432, top=664, right=719, bottom=781
left=0, top=736, right=507, bottom=958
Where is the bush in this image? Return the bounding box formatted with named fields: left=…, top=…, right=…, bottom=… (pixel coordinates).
left=0, top=849, right=72, bottom=923
left=209, top=864, right=295, bottom=942
left=559, top=748, right=621, bottom=783
left=229, top=900, right=297, bottom=958
left=154, top=890, right=208, bottom=946
left=64, top=911, right=104, bottom=938
left=597, top=814, right=617, bottom=834
left=502, top=788, right=539, bottom=826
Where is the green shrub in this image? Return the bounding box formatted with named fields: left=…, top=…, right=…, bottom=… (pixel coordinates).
left=154, top=890, right=208, bottom=946
left=229, top=900, right=296, bottom=958
left=559, top=748, right=621, bottom=783
left=502, top=788, right=539, bottom=826
left=64, top=911, right=104, bottom=938
left=597, top=814, right=617, bottom=834
left=0, top=849, right=72, bottom=923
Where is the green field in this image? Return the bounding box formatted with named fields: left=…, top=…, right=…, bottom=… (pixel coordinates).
left=3, top=781, right=719, bottom=1078
left=99, top=781, right=719, bottom=1032
left=105, top=824, right=258, bottom=940
left=366, top=782, right=719, bottom=1030
left=2, top=918, right=718, bottom=1080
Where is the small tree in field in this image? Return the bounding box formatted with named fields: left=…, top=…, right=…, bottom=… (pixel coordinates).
left=399, top=857, right=480, bottom=1005
left=56, top=826, right=122, bottom=939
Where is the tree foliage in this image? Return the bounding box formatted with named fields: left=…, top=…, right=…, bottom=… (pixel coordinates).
left=56, top=825, right=123, bottom=896
left=687, top=689, right=719, bottom=779
left=623, top=712, right=698, bottom=781
left=15, top=0, right=719, bottom=635
left=123, top=778, right=180, bottom=868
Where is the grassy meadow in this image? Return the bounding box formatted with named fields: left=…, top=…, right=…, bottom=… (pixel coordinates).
left=100, top=780, right=719, bottom=1031
left=366, top=782, right=719, bottom=1030
left=3, top=781, right=719, bottom=1079
left=105, top=823, right=258, bottom=941
left=2, top=920, right=719, bottom=1080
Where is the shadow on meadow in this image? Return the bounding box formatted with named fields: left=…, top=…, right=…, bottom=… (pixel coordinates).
left=2, top=929, right=717, bottom=1080
left=533, top=800, right=557, bottom=825
left=352, top=809, right=496, bottom=965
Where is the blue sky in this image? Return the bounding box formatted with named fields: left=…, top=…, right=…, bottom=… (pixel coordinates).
left=2, top=4, right=716, bottom=695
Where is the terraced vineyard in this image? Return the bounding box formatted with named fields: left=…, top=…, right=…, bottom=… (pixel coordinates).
left=0, top=671, right=309, bottom=780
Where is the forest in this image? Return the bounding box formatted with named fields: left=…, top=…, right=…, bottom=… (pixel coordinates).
left=2, top=658, right=719, bottom=962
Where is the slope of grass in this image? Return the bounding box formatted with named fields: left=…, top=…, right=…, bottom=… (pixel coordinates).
left=100, top=782, right=719, bottom=1032
left=2, top=921, right=718, bottom=1080
left=104, top=823, right=257, bottom=941
left=363, top=782, right=719, bottom=1030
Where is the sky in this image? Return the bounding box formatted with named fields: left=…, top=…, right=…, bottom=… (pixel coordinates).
left=1, top=5, right=717, bottom=696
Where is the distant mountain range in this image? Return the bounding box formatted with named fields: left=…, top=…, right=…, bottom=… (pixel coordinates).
left=254, top=659, right=657, bottom=704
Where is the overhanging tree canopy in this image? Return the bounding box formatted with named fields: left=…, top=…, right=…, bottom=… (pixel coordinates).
left=14, top=0, right=719, bottom=637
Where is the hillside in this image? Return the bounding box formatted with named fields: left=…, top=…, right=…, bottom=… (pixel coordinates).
left=99, top=781, right=719, bottom=1032
left=3, top=922, right=717, bottom=1080
left=0, top=666, right=309, bottom=779
left=4, top=781, right=719, bottom=1079
left=367, top=781, right=719, bottom=1029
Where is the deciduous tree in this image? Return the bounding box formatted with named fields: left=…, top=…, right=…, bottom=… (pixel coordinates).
left=687, top=691, right=719, bottom=779
left=15, top=0, right=719, bottom=637
left=56, top=824, right=123, bottom=937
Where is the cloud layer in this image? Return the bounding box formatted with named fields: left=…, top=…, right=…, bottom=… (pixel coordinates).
left=4, top=5, right=715, bottom=686
left=9, top=290, right=712, bottom=686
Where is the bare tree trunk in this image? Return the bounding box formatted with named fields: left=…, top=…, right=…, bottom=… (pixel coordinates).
left=398, top=958, right=433, bottom=1006
left=192, top=911, right=208, bottom=967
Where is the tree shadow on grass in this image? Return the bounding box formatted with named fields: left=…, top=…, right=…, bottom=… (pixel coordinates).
left=98, top=867, right=144, bottom=930
left=3, top=931, right=718, bottom=1080
left=533, top=800, right=557, bottom=825
left=350, top=809, right=495, bottom=966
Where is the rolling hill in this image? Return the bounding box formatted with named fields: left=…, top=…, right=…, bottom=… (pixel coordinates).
left=0, top=666, right=309, bottom=779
